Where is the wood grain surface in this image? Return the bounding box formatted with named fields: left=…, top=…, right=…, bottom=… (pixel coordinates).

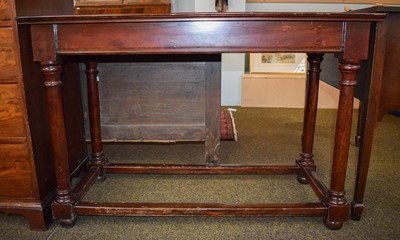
left=0, top=143, right=34, bottom=199
left=0, top=0, right=10, bottom=21
left=0, top=28, right=18, bottom=83
left=0, top=84, right=26, bottom=138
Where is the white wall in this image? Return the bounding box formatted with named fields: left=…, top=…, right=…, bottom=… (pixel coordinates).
left=171, top=0, right=194, bottom=12
left=219, top=0, right=245, bottom=106
left=246, top=3, right=374, bottom=12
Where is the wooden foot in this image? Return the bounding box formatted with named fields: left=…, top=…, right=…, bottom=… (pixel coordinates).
left=350, top=201, right=364, bottom=221
left=323, top=218, right=344, bottom=230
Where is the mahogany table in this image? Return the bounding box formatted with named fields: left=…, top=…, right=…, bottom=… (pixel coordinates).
left=17, top=12, right=385, bottom=230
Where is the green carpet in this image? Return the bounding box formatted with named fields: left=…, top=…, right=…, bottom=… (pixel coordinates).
left=1, top=107, right=399, bottom=239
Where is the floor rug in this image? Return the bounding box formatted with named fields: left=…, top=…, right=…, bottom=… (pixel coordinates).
left=220, top=109, right=237, bottom=141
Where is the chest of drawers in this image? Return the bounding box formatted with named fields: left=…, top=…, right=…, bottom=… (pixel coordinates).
left=0, top=0, right=87, bottom=230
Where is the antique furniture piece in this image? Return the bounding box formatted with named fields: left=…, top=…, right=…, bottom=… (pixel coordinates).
left=0, top=0, right=87, bottom=230
left=17, top=12, right=384, bottom=230
left=351, top=6, right=400, bottom=220
left=321, top=6, right=399, bottom=221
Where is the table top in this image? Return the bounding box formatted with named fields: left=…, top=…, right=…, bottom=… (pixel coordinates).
left=17, top=12, right=385, bottom=24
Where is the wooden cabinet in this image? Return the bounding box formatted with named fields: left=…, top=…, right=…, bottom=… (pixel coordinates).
left=0, top=0, right=88, bottom=230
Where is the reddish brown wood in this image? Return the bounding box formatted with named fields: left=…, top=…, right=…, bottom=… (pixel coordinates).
left=323, top=58, right=361, bottom=230
left=15, top=0, right=75, bottom=16
left=0, top=0, right=11, bottom=21
left=40, top=61, right=77, bottom=226
left=85, top=61, right=108, bottom=181
left=355, top=101, right=363, bottom=147
left=76, top=201, right=327, bottom=217
left=343, top=22, right=371, bottom=60
left=72, top=167, right=99, bottom=201
left=376, top=13, right=400, bottom=119
left=30, top=25, right=57, bottom=61
left=56, top=21, right=343, bottom=55
left=104, top=163, right=300, bottom=175
left=0, top=0, right=88, bottom=231
left=74, top=3, right=171, bottom=14
left=0, top=28, right=18, bottom=82
left=17, top=13, right=384, bottom=230
left=349, top=6, right=398, bottom=220
left=303, top=168, right=329, bottom=200
left=0, top=201, right=53, bottom=230
left=296, top=53, right=323, bottom=184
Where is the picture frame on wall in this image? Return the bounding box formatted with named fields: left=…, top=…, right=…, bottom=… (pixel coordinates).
left=250, top=53, right=306, bottom=73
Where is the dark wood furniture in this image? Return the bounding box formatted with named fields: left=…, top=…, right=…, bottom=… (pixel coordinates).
left=351, top=6, right=400, bottom=220
left=320, top=6, right=399, bottom=221
left=0, top=0, right=87, bottom=230
left=17, top=12, right=384, bottom=230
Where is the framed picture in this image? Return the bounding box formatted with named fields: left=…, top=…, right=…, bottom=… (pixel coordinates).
left=250, top=53, right=306, bottom=73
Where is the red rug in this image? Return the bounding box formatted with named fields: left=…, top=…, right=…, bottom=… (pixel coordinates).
left=220, top=110, right=237, bottom=141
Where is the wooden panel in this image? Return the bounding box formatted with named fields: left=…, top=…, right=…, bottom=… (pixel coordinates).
left=82, top=61, right=207, bottom=141
left=30, top=25, right=57, bottom=62
left=75, top=0, right=170, bottom=5
left=378, top=13, right=400, bottom=118
left=0, top=143, right=34, bottom=199
left=0, top=0, right=11, bottom=21
left=14, top=0, right=75, bottom=16
left=0, top=27, right=18, bottom=83
left=75, top=3, right=171, bottom=14
left=57, top=21, right=343, bottom=55
left=343, top=22, right=371, bottom=60
left=0, top=84, right=26, bottom=138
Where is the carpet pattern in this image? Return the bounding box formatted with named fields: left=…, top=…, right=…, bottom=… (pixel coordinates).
left=220, top=109, right=237, bottom=141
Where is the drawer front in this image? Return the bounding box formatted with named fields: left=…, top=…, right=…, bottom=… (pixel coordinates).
left=0, top=84, right=26, bottom=137
left=0, top=143, right=35, bottom=199
left=0, top=0, right=11, bottom=21
left=0, top=27, right=18, bottom=83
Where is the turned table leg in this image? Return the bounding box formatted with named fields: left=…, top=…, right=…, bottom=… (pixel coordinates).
left=85, top=61, right=108, bottom=181
left=297, top=53, right=324, bottom=183
left=41, top=61, right=77, bottom=227
left=323, top=59, right=361, bottom=230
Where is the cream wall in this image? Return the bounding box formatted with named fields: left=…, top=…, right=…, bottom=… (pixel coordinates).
left=246, top=3, right=374, bottom=12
